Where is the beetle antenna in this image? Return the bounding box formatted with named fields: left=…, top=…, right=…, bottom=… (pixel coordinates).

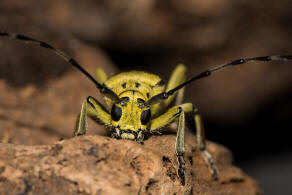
left=0, top=32, right=120, bottom=102
left=148, top=55, right=292, bottom=104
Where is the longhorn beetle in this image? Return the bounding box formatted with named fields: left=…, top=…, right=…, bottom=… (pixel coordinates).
left=1, top=31, right=292, bottom=185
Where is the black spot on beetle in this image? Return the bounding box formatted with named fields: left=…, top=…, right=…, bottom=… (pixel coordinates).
left=122, top=83, right=126, bottom=88
left=137, top=98, right=145, bottom=104
left=155, top=80, right=165, bottom=86
left=140, top=109, right=151, bottom=125
left=111, top=105, right=122, bottom=121
left=135, top=82, right=140, bottom=87
left=121, top=97, right=129, bottom=102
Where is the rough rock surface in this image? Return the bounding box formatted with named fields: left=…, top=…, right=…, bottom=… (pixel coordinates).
left=0, top=134, right=261, bottom=195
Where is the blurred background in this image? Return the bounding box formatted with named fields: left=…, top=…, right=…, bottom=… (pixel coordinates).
left=0, top=0, right=292, bottom=194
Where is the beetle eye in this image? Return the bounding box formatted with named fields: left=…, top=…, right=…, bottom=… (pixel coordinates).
left=111, top=104, right=122, bottom=121
left=140, top=109, right=151, bottom=125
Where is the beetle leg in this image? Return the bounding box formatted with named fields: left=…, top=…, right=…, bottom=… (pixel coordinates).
left=96, top=67, right=108, bottom=84
left=150, top=103, right=219, bottom=183
left=150, top=103, right=192, bottom=132
left=193, top=106, right=219, bottom=180
left=163, top=64, right=186, bottom=109
left=176, top=109, right=186, bottom=185
left=75, top=99, right=88, bottom=136
left=74, top=96, right=112, bottom=136
left=150, top=103, right=191, bottom=185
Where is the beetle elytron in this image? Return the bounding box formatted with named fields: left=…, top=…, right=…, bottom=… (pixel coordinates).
left=1, top=32, right=291, bottom=185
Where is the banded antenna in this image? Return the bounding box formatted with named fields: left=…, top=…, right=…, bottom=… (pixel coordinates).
left=0, top=32, right=121, bottom=102
left=147, top=55, right=292, bottom=105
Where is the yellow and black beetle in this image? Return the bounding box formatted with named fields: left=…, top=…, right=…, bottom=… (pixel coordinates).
left=1, top=32, right=291, bottom=185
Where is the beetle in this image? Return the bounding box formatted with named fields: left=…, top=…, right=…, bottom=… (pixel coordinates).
left=1, top=31, right=291, bottom=185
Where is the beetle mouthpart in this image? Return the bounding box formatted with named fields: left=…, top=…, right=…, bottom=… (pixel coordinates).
left=120, top=133, right=136, bottom=140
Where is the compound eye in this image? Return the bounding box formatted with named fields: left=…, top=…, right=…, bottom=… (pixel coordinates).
left=140, top=109, right=151, bottom=125
left=111, top=104, right=122, bottom=121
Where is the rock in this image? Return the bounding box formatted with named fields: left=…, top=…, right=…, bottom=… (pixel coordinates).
left=0, top=134, right=261, bottom=195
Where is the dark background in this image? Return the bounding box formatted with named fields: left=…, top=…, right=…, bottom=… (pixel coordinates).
left=0, top=1, right=292, bottom=194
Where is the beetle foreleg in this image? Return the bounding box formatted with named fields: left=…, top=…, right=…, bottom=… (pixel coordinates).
left=74, top=96, right=112, bottom=136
